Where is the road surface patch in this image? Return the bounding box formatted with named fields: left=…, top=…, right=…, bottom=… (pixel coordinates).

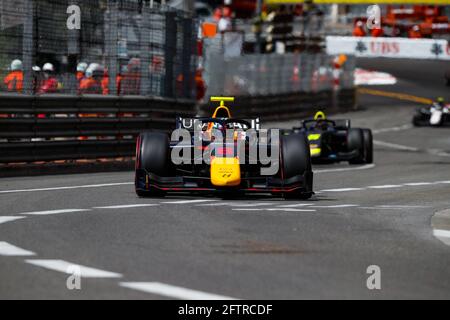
left=431, top=209, right=450, bottom=247
left=373, top=140, right=419, bottom=152
left=161, top=200, right=218, bottom=204
left=0, top=182, right=133, bottom=195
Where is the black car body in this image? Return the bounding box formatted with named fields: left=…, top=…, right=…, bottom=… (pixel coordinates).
left=288, top=112, right=373, bottom=164
left=135, top=97, right=314, bottom=199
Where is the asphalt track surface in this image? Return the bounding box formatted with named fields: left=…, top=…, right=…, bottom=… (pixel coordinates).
left=1, top=59, right=450, bottom=300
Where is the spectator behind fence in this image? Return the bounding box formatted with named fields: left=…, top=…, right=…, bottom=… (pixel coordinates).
left=371, top=26, right=384, bottom=37
left=4, top=59, right=24, bottom=93
left=38, top=63, right=61, bottom=94
left=116, top=65, right=127, bottom=95
left=101, top=68, right=109, bottom=95
left=121, top=58, right=141, bottom=95
left=409, top=25, right=422, bottom=38
left=77, top=62, right=88, bottom=85
left=101, top=66, right=126, bottom=95
left=196, top=69, right=206, bottom=102
left=79, top=63, right=104, bottom=94
left=353, top=21, right=366, bottom=37
left=32, top=65, right=42, bottom=93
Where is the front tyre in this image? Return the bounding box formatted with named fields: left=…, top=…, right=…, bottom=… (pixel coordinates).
left=348, top=128, right=365, bottom=164
left=362, top=129, right=373, bottom=164
left=135, top=132, right=169, bottom=198
left=281, top=133, right=313, bottom=200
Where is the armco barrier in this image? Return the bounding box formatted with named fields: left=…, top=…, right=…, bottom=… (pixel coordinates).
left=0, top=89, right=356, bottom=165
left=0, top=94, right=196, bottom=164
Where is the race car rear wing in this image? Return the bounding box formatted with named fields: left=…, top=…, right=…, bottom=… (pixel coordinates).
left=176, top=117, right=261, bottom=131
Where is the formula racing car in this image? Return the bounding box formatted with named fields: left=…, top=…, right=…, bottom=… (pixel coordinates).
left=413, top=98, right=450, bottom=127
left=288, top=111, right=373, bottom=164
left=135, top=97, right=313, bottom=199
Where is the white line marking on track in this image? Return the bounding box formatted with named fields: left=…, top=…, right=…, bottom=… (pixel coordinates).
left=120, top=282, right=236, bottom=300
left=0, top=182, right=133, bottom=195
left=229, top=203, right=276, bottom=207
left=266, top=208, right=316, bottom=212
left=373, top=140, right=419, bottom=152
left=311, top=204, right=359, bottom=208
left=162, top=200, right=218, bottom=204
left=25, top=260, right=122, bottom=278
left=427, top=149, right=450, bottom=158
left=359, top=207, right=405, bottom=210
left=403, top=182, right=433, bottom=186
left=314, top=164, right=375, bottom=174
left=367, top=185, right=402, bottom=189
left=0, top=216, right=25, bottom=225
left=0, top=242, right=35, bottom=256
left=94, top=204, right=159, bottom=209
left=433, top=229, right=450, bottom=239
left=435, top=181, right=450, bottom=184
left=320, top=180, right=450, bottom=194
left=232, top=208, right=316, bottom=212
left=372, top=124, right=412, bottom=134
left=378, top=205, right=430, bottom=209
left=277, top=203, right=314, bottom=208
left=319, top=188, right=364, bottom=192
left=20, top=209, right=91, bottom=216
left=198, top=202, right=281, bottom=208
left=197, top=202, right=233, bottom=206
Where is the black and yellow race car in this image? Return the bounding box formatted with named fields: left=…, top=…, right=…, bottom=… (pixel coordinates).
left=135, top=97, right=314, bottom=199
left=289, top=111, right=373, bottom=164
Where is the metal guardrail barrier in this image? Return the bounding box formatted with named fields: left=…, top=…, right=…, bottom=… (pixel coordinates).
left=0, top=94, right=196, bottom=163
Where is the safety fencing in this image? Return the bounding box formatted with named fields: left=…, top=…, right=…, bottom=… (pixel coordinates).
left=0, top=94, right=196, bottom=163
left=0, top=0, right=198, bottom=99
left=202, top=52, right=356, bottom=120
left=205, top=52, right=355, bottom=96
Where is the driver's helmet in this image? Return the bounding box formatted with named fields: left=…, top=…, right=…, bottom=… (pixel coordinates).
left=313, top=111, right=327, bottom=130
left=437, top=97, right=445, bottom=105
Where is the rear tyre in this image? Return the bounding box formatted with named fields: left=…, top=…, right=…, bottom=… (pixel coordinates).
left=281, top=133, right=313, bottom=200
left=135, top=132, right=169, bottom=198
left=362, top=129, right=373, bottom=164
left=348, top=128, right=365, bottom=164
left=413, top=114, right=428, bottom=127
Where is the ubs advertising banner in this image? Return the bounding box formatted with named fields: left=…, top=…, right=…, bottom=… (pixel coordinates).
left=326, top=36, right=450, bottom=60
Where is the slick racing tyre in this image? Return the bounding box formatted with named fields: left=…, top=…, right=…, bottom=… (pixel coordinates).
left=135, top=132, right=170, bottom=197
left=412, top=114, right=428, bottom=127
left=362, top=129, right=373, bottom=164
left=281, top=133, right=313, bottom=200
left=348, top=128, right=365, bottom=164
